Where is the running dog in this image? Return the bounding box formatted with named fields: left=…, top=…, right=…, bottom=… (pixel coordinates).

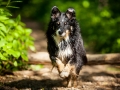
left=46, top=6, right=87, bottom=87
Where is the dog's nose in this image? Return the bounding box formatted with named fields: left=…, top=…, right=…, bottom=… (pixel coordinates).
left=58, top=30, right=63, bottom=35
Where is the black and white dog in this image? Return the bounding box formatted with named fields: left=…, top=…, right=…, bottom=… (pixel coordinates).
left=46, top=6, right=87, bottom=87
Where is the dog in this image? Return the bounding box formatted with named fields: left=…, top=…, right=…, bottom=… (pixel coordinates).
left=46, top=6, right=87, bottom=87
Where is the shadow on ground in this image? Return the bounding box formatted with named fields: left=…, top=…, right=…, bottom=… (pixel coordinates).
left=0, top=71, right=119, bottom=90
left=81, top=71, right=120, bottom=82
left=3, top=79, right=65, bottom=90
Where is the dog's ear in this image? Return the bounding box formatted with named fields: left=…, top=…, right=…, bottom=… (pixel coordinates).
left=65, top=8, right=75, bottom=19
left=51, top=6, right=61, bottom=20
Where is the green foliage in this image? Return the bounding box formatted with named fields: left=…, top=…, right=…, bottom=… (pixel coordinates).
left=15, top=0, right=120, bottom=53
left=0, top=0, right=34, bottom=73
left=29, top=65, right=43, bottom=71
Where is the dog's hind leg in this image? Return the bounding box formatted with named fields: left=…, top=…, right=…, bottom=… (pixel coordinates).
left=71, top=74, right=79, bottom=87
left=66, top=74, right=78, bottom=87
left=66, top=67, right=78, bottom=87
left=60, top=63, right=78, bottom=87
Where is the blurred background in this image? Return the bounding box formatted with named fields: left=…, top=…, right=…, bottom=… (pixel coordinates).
left=9, top=0, right=120, bottom=53
left=0, top=1, right=120, bottom=89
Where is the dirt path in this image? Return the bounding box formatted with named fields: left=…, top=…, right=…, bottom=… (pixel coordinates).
left=0, top=20, right=120, bottom=90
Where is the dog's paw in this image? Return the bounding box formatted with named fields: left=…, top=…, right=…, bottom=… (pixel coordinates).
left=60, top=70, right=69, bottom=78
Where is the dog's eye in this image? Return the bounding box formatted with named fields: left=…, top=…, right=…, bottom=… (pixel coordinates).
left=64, top=22, right=67, bottom=25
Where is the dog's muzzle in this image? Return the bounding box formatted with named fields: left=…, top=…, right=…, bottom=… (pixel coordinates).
left=57, top=29, right=66, bottom=37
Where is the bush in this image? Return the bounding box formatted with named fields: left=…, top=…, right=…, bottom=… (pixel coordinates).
left=0, top=1, right=34, bottom=73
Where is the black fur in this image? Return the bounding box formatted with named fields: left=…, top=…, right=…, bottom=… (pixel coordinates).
left=46, top=6, right=87, bottom=75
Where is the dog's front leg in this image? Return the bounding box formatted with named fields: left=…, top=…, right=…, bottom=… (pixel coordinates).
left=55, top=57, right=65, bottom=73
left=60, top=61, right=75, bottom=78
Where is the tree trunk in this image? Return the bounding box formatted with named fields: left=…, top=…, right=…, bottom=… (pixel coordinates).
left=87, top=53, right=120, bottom=65
left=29, top=52, right=120, bottom=65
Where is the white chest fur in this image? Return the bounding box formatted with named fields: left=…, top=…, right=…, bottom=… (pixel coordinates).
left=58, top=42, right=72, bottom=60
left=53, top=35, right=73, bottom=61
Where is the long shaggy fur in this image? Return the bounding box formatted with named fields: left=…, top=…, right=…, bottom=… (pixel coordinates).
left=46, top=6, right=87, bottom=87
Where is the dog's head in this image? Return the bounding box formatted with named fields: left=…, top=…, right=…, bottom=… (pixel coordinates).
left=51, top=6, right=76, bottom=39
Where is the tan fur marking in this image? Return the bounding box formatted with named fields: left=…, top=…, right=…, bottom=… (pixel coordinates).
left=67, top=75, right=78, bottom=87
left=56, top=57, right=64, bottom=73
left=64, top=30, right=70, bottom=40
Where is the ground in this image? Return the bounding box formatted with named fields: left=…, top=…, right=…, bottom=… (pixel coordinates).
left=0, top=20, right=120, bottom=90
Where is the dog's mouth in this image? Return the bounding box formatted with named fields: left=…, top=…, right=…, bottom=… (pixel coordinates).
left=57, top=29, right=69, bottom=37
left=55, top=29, right=70, bottom=41
left=53, top=29, right=70, bottom=44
